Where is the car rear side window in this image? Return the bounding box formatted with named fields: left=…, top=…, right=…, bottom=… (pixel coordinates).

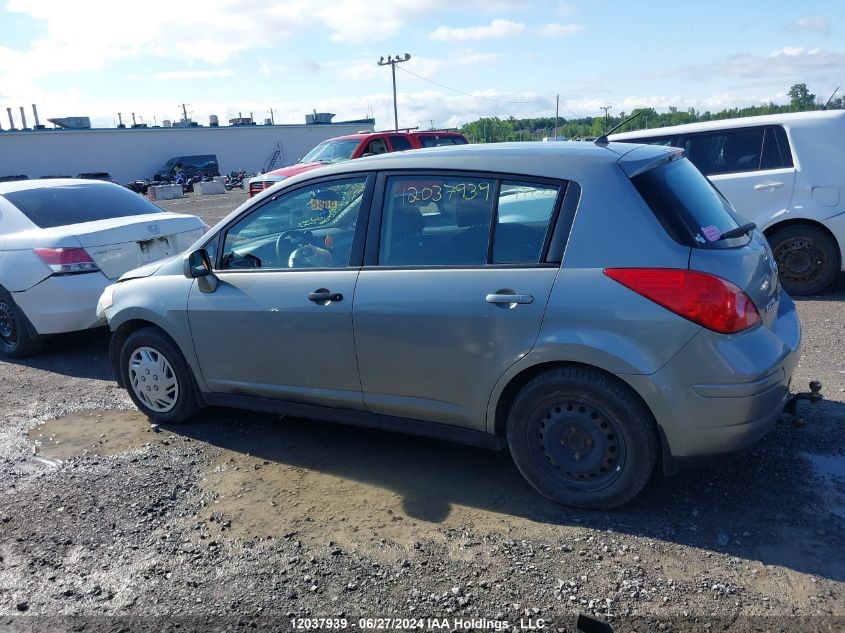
left=631, top=158, right=746, bottom=249
left=417, top=135, right=466, bottom=147
left=683, top=128, right=766, bottom=175
left=1, top=184, right=163, bottom=229
left=389, top=135, right=413, bottom=151
left=494, top=182, right=560, bottom=263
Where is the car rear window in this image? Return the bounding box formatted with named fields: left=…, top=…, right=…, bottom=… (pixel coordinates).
left=631, top=158, right=747, bottom=249
left=2, top=184, right=163, bottom=229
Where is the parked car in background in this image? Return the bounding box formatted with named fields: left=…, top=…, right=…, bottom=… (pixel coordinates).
left=0, top=179, right=206, bottom=357
left=76, top=172, right=114, bottom=182
left=100, top=142, right=802, bottom=510
left=611, top=110, right=845, bottom=295
left=247, top=130, right=468, bottom=197
left=154, top=155, right=220, bottom=182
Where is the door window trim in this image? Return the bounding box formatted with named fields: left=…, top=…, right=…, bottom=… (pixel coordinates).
left=362, top=169, right=570, bottom=270
left=212, top=171, right=376, bottom=273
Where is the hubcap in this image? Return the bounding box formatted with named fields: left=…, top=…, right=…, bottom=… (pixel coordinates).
left=128, top=346, right=179, bottom=413
left=774, top=237, right=825, bottom=284
left=536, top=400, right=626, bottom=491
left=0, top=300, right=18, bottom=346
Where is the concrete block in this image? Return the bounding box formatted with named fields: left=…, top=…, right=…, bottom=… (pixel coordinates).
left=195, top=180, right=226, bottom=195
left=147, top=184, right=183, bottom=201
left=213, top=176, right=226, bottom=184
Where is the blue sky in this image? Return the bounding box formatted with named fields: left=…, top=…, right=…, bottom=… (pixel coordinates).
left=0, top=0, right=842, bottom=130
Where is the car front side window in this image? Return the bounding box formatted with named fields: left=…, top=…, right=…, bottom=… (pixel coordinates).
left=220, top=177, right=367, bottom=270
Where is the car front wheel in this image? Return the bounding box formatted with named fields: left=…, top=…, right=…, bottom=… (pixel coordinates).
left=120, top=326, right=201, bottom=424
left=506, top=366, right=658, bottom=510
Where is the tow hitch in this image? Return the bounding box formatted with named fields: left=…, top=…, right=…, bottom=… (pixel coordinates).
left=783, top=380, right=823, bottom=417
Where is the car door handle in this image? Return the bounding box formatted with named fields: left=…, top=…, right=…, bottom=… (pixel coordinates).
left=486, top=293, right=534, bottom=305
left=754, top=181, right=784, bottom=190
left=308, top=291, right=343, bottom=303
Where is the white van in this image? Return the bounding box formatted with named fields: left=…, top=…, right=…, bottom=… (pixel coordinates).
left=611, top=110, right=845, bottom=295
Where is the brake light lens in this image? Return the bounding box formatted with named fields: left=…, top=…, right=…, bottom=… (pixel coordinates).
left=604, top=268, right=761, bottom=334
left=34, top=247, right=99, bottom=274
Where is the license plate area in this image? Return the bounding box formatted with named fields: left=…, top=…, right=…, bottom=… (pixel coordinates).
left=138, top=236, right=173, bottom=263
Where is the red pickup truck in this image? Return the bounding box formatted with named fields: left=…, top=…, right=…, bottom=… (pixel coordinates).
left=248, top=130, right=468, bottom=197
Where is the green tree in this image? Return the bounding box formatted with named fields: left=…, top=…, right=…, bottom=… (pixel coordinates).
left=788, top=83, right=816, bottom=110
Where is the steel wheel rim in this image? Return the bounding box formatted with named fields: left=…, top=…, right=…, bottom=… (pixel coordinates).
left=0, top=300, right=18, bottom=346
left=774, top=237, right=825, bottom=284
left=128, top=346, right=179, bottom=413
left=533, top=399, right=627, bottom=491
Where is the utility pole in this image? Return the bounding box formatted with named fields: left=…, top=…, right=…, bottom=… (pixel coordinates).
left=268, top=108, right=275, bottom=125
left=377, top=53, right=411, bottom=131
left=600, top=105, right=613, bottom=132
left=554, top=94, right=559, bottom=139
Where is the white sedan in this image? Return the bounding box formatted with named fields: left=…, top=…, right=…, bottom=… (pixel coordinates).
left=0, top=179, right=206, bottom=357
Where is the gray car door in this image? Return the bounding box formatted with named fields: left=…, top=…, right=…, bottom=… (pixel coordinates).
left=353, top=172, right=567, bottom=431
left=187, top=175, right=372, bottom=410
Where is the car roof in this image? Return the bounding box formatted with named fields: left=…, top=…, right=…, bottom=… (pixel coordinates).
left=0, top=178, right=119, bottom=195
left=611, top=109, right=845, bottom=139
left=274, top=141, right=674, bottom=186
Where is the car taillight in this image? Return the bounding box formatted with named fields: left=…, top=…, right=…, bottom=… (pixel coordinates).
left=33, top=247, right=99, bottom=274
left=603, top=268, right=761, bottom=334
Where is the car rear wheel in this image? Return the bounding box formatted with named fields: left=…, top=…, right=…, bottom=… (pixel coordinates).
left=769, top=225, right=839, bottom=296
left=120, top=327, right=201, bottom=424
left=506, top=367, right=657, bottom=510
left=0, top=287, right=44, bottom=358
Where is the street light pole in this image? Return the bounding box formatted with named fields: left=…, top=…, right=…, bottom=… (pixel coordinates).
left=377, top=53, right=411, bottom=131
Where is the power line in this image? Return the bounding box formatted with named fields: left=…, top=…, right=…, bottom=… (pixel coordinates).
left=395, top=66, right=545, bottom=105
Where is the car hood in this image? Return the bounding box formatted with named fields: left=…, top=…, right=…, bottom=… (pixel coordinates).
left=263, top=162, right=329, bottom=178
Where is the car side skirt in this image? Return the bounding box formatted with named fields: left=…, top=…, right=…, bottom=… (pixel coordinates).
left=201, top=392, right=506, bottom=451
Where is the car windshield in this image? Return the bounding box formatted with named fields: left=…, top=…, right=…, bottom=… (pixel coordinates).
left=1, top=184, right=163, bottom=229
left=299, top=139, right=361, bottom=164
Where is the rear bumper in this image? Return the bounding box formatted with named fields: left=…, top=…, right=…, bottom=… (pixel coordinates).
left=13, top=272, right=108, bottom=334
left=622, top=293, right=801, bottom=469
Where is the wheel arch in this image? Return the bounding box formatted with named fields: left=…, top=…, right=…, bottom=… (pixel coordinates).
left=490, top=359, right=669, bottom=473
left=763, top=217, right=842, bottom=266
left=108, top=313, right=205, bottom=394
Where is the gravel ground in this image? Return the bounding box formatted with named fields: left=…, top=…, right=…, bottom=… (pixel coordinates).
left=1, top=191, right=843, bottom=632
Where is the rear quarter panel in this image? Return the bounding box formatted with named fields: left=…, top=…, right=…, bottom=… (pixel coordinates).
left=485, top=161, right=699, bottom=431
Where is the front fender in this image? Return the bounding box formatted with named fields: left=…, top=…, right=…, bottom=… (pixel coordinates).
left=106, top=275, right=209, bottom=393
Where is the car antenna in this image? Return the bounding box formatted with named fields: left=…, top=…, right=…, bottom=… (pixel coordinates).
left=594, top=112, right=642, bottom=146
left=821, top=86, right=839, bottom=110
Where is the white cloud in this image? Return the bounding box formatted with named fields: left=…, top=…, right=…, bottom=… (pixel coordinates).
left=536, top=23, right=585, bottom=37
left=151, top=70, right=235, bottom=81
left=790, top=16, right=830, bottom=34
left=430, top=19, right=526, bottom=42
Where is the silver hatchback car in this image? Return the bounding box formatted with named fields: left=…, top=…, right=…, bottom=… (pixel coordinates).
left=98, top=142, right=802, bottom=509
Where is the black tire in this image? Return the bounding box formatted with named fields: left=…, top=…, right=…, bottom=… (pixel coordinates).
left=768, top=225, right=840, bottom=296
left=119, top=326, right=201, bottom=424
left=506, top=366, right=658, bottom=510
left=0, top=287, right=44, bottom=358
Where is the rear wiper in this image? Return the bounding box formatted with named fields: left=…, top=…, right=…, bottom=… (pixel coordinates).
left=717, top=222, right=756, bottom=240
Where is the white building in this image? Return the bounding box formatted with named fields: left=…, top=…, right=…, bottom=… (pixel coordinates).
left=0, top=119, right=375, bottom=183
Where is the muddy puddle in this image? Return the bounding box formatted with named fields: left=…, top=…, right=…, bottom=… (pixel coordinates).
left=190, top=413, right=571, bottom=550
left=28, top=410, right=163, bottom=459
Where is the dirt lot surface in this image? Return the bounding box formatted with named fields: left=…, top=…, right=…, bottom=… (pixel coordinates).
left=1, top=191, right=843, bottom=632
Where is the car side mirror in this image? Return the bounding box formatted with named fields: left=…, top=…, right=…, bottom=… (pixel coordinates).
left=184, top=249, right=212, bottom=278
